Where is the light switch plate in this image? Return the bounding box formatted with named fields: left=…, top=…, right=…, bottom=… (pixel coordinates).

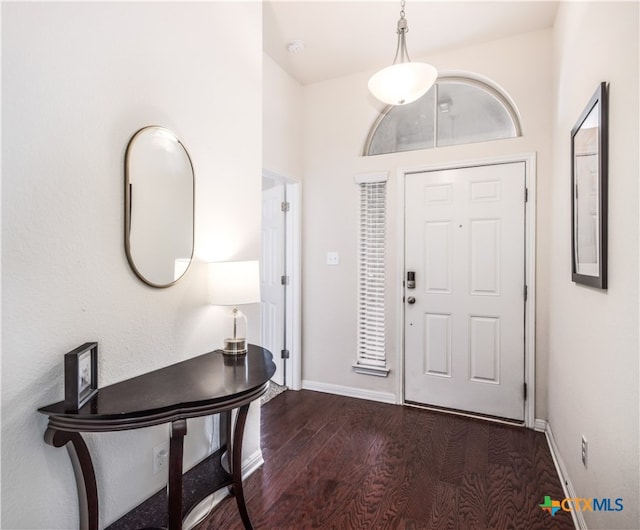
left=327, top=252, right=339, bottom=265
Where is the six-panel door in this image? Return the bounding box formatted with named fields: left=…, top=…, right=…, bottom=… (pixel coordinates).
left=404, top=163, right=526, bottom=420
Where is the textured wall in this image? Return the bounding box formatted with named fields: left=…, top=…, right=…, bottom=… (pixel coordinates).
left=548, top=3, right=639, bottom=528
left=2, top=2, right=262, bottom=528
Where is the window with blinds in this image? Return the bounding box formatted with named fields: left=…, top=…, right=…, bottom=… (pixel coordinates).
left=353, top=173, right=389, bottom=377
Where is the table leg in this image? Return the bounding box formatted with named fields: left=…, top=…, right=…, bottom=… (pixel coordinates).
left=168, top=419, right=187, bottom=530
left=231, top=404, right=253, bottom=530
left=219, top=410, right=232, bottom=472
left=44, top=427, right=99, bottom=530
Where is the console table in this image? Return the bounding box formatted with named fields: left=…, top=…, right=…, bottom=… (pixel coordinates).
left=38, top=345, right=276, bottom=530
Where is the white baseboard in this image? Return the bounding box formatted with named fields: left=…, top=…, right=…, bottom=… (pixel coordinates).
left=538, top=419, right=583, bottom=530
left=302, top=379, right=397, bottom=404
left=240, top=448, right=265, bottom=478
left=183, top=448, right=264, bottom=530
left=534, top=418, right=547, bottom=432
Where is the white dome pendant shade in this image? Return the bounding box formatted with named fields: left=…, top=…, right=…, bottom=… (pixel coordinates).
left=368, top=1, right=437, bottom=106
left=368, top=62, right=438, bottom=106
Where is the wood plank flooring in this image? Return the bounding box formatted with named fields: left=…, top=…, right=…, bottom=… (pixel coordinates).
left=195, top=390, right=574, bottom=530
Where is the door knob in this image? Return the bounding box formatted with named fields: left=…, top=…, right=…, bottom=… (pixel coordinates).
left=407, top=296, right=416, bottom=304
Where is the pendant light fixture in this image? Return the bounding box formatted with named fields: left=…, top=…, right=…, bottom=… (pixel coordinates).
left=368, top=0, right=437, bottom=106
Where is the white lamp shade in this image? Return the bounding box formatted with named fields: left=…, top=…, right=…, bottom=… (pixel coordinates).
left=368, top=62, right=438, bottom=106
left=209, top=260, right=261, bottom=305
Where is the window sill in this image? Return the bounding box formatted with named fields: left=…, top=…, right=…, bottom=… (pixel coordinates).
left=352, top=364, right=390, bottom=377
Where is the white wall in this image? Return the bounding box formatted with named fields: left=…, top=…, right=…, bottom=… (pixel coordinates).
left=263, top=53, right=304, bottom=179
left=2, top=2, right=263, bottom=528
left=301, top=30, right=553, bottom=411
left=548, top=3, right=639, bottom=528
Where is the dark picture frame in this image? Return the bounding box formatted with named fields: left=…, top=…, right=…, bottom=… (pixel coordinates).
left=64, top=342, right=98, bottom=411
left=571, top=82, right=608, bottom=289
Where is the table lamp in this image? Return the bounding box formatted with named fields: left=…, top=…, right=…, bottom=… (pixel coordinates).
left=209, top=260, right=261, bottom=355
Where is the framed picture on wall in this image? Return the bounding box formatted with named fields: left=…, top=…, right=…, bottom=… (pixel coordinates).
left=64, top=342, right=98, bottom=411
left=571, top=82, right=608, bottom=289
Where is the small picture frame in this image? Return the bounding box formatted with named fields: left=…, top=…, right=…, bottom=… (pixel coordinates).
left=64, top=342, right=98, bottom=411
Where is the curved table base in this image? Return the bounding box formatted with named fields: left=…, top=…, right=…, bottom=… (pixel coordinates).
left=44, top=428, right=98, bottom=530
left=221, top=405, right=252, bottom=530
left=45, top=405, right=254, bottom=530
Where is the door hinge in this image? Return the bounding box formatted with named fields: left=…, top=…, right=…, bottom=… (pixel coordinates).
left=523, top=382, right=528, bottom=401
left=281, top=275, right=289, bottom=286
left=281, top=349, right=290, bottom=359
left=281, top=201, right=290, bottom=212
left=524, top=187, right=529, bottom=203
left=524, top=285, right=528, bottom=301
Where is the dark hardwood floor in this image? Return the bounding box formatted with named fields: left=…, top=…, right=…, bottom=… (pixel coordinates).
left=195, top=390, right=574, bottom=530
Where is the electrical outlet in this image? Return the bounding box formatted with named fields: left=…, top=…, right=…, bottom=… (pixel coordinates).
left=153, top=442, right=169, bottom=475
left=581, top=436, right=588, bottom=468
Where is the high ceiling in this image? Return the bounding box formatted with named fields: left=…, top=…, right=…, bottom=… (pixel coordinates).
left=264, top=1, right=559, bottom=85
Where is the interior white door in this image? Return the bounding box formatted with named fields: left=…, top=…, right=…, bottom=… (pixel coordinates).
left=404, top=163, right=526, bottom=420
left=261, top=180, right=286, bottom=385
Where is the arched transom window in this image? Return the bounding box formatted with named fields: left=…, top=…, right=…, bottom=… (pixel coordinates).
left=364, top=75, right=522, bottom=156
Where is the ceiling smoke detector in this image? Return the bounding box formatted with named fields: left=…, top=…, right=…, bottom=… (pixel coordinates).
left=286, top=40, right=305, bottom=55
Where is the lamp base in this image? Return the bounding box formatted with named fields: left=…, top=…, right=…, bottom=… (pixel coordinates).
left=222, top=338, right=247, bottom=355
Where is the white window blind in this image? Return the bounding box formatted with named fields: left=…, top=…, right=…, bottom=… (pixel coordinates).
left=354, top=173, right=389, bottom=376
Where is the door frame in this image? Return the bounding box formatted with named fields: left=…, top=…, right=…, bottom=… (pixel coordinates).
left=262, top=168, right=302, bottom=390
left=396, top=153, right=537, bottom=428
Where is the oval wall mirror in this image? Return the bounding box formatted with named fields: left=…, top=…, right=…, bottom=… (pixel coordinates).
left=125, top=126, right=195, bottom=288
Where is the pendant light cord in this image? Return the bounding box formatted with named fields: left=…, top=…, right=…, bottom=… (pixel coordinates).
left=393, top=0, right=411, bottom=64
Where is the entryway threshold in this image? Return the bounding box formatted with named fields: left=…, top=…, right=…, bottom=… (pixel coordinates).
left=404, top=400, right=525, bottom=427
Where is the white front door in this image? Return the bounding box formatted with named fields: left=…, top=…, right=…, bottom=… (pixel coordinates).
left=404, top=163, right=526, bottom=421
left=261, top=179, right=286, bottom=385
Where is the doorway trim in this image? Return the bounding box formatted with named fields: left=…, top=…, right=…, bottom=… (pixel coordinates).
left=396, top=153, right=537, bottom=428
left=262, top=168, right=302, bottom=390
